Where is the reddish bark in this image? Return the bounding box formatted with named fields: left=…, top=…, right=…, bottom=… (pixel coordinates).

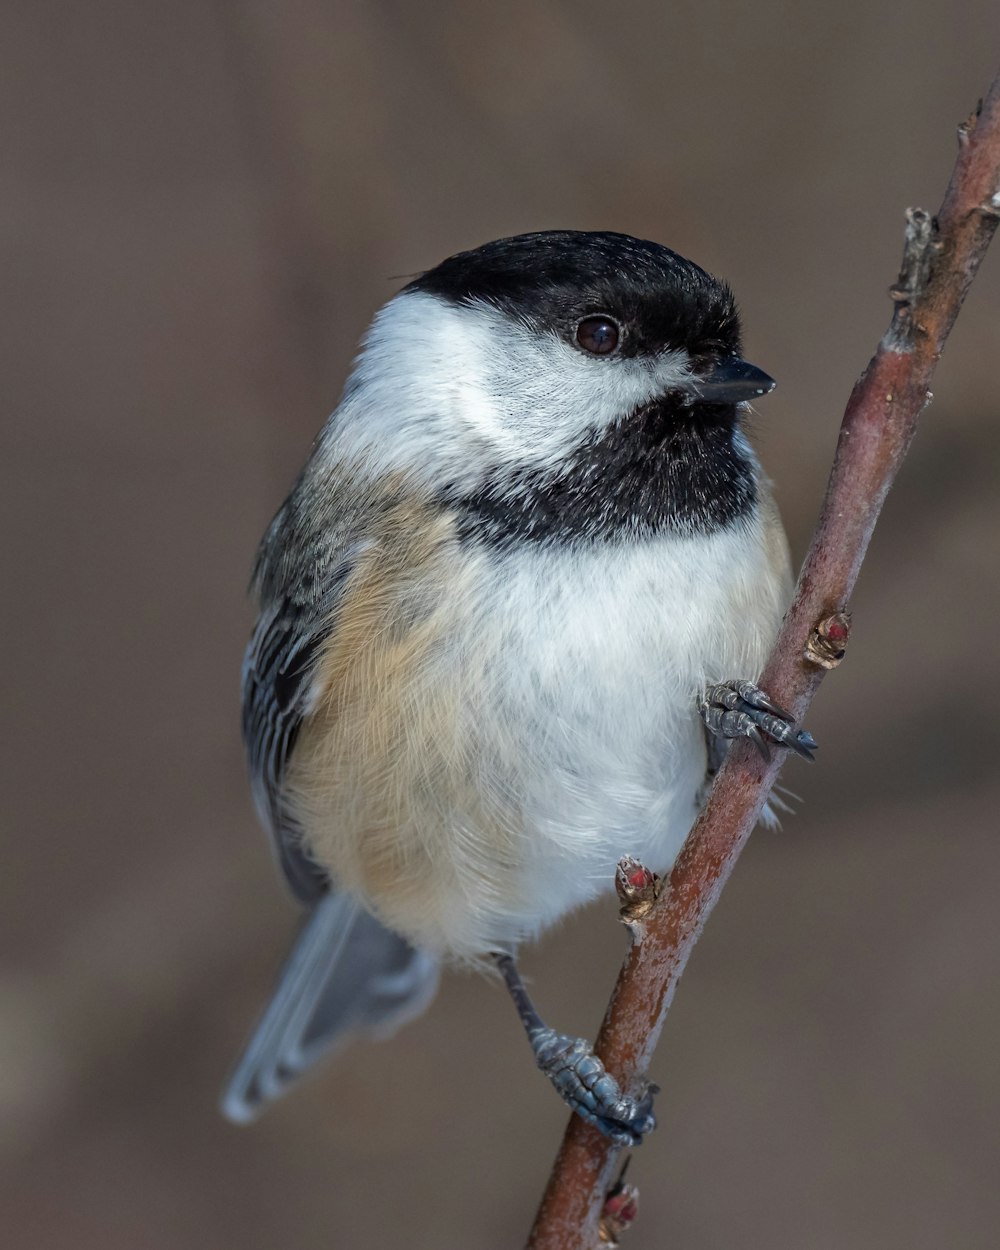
left=528, top=73, right=1000, bottom=1249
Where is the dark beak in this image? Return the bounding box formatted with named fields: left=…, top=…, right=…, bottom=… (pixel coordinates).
left=690, top=358, right=776, bottom=404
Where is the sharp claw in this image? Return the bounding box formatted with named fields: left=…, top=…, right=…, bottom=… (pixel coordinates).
left=732, top=679, right=791, bottom=720
left=747, top=724, right=772, bottom=760
left=786, top=733, right=817, bottom=761
left=755, top=693, right=792, bottom=719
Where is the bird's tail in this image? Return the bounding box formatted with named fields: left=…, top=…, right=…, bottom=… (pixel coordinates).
left=220, top=892, right=440, bottom=1123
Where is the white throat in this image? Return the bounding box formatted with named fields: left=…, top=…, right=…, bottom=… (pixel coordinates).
left=320, top=290, right=696, bottom=492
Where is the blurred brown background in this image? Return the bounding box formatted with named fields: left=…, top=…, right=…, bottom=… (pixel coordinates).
left=4, top=4, right=1000, bottom=1247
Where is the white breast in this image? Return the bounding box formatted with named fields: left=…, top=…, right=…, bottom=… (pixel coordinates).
left=447, top=518, right=788, bottom=949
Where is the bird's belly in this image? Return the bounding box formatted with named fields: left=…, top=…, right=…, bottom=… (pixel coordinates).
left=289, top=527, right=783, bottom=962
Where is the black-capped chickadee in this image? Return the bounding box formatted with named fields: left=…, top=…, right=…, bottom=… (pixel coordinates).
left=222, top=231, right=815, bottom=1143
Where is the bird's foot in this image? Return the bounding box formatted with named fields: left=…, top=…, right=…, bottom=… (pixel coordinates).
left=493, top=951, right=657, bottom=1145
left=529, top=1026, right=657, bottom=1146
left=700, top=678, right=817, bottom=761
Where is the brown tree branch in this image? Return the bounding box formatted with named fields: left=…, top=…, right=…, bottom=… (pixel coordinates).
left=527, top=71, right=1000, bottom=1250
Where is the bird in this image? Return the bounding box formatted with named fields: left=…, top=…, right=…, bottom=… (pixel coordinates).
left=220, top=229, right=815, bottom=1144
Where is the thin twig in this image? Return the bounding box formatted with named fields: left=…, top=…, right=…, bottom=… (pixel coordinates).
left=527, top=71, right=1000, bottom=1250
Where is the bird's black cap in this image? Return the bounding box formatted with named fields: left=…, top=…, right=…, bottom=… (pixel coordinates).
left=406, top=230, right=741, bottom=362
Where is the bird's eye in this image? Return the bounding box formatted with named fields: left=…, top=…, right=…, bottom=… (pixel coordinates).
left=575, top=315, right=620, bottom=356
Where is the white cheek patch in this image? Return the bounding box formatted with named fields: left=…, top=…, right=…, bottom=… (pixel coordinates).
left=323, top=291, right=695, bottom=490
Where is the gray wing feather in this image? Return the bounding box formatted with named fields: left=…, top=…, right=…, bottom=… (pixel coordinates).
left=241, top=476, right=369, bottom=899
left=242, top=583, right=350, bottom=901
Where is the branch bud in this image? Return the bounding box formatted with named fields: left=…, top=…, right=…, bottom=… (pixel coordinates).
left=804, top=611, right=851, bottom=669
left=615, top=856, right=661, bottom=923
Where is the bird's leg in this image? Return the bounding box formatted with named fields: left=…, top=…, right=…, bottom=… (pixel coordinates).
left=492, top=952, right=656, bottom=1146
left=699, top=678, right=817, bottom=761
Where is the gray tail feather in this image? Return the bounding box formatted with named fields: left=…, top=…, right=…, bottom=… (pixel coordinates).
left=220, top=892, right=440, bottom=1124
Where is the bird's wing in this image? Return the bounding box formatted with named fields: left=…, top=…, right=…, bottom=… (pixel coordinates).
left=241, top=544, right=358, bottom=902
